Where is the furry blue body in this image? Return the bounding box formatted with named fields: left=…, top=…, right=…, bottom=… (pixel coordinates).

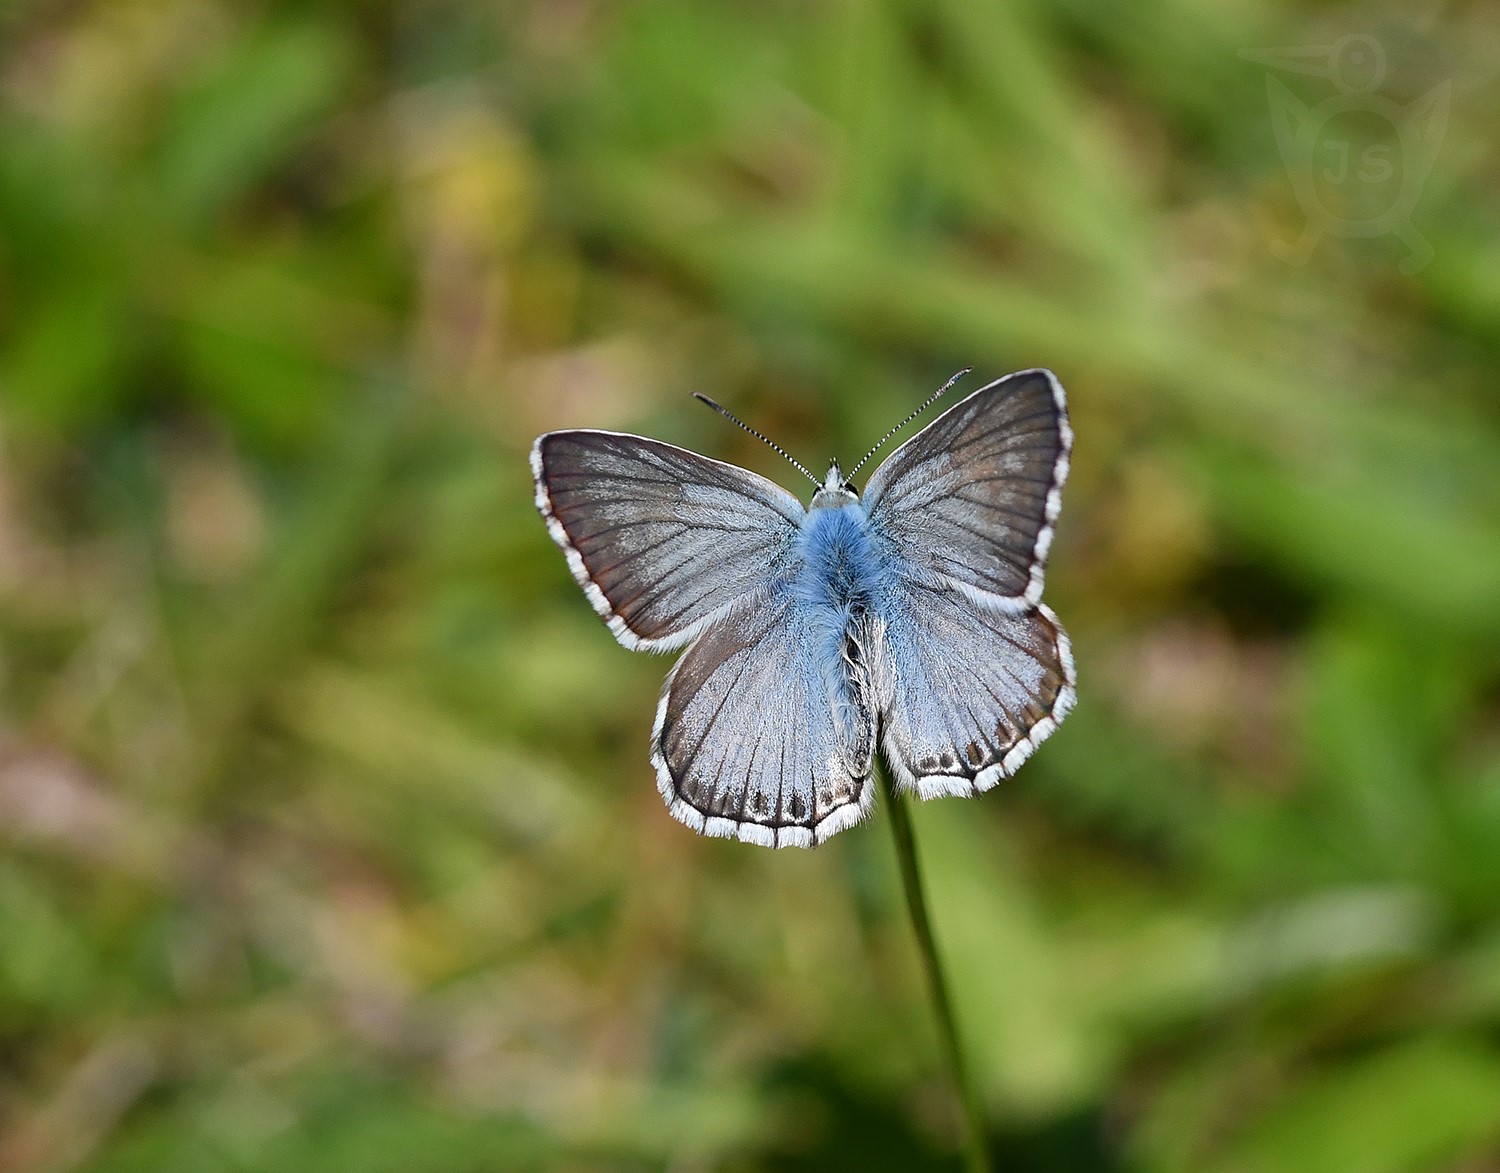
left=792, top=500, right=881, bottom=616
left=786, top=490, right=895, bottom=739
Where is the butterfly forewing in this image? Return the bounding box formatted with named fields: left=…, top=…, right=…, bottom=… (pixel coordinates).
left=532, top=431, right=804, bottom=650
left=863, top=369, right=1070, bottom=609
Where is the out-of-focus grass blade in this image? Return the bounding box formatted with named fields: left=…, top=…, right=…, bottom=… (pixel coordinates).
left=155, top=19, right=355, bottom=225
left=1214, top=1037, right=1500, bottom=1173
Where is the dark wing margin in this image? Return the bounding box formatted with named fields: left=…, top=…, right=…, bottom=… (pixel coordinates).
left=651, top=592, right=876, bottom=848
left=862, top=369, right=1071, bottom=610
left=531, top=430, right=805, bottom=651
left=874, top=581, right=1076, bottom=800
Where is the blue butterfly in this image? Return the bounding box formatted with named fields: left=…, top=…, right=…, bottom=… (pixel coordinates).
left=531, top=369, right=1075, bottom=848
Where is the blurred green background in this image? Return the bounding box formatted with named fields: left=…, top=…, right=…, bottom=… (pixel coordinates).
left=1, top=1, right=1498, bottom=1170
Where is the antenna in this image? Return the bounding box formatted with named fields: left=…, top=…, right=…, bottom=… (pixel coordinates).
left=693, top=393, right=819, bottom=486
left=846, top=367, right=972, bottom=480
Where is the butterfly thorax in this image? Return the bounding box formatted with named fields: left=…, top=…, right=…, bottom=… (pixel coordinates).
left=794, top=497, right=878, bottom=618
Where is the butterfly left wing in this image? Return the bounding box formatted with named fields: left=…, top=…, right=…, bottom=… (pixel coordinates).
left=653, top=587, right=876, bottom=848
left=872, top=578, right=1075, bottom=798
left=532, top=430, right=805, bottom=651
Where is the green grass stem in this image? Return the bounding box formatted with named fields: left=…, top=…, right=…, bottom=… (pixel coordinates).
left=879, top=764, right=992, bottom=1173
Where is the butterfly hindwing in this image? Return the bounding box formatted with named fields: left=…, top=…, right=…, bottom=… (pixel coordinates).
left=652, top=587, right=876, bottom=848
left=532, top=430, right=804, bottom=650
left=863, top=369, right=1070, bottom=609
left=874, top=581, right=1075, bottom=798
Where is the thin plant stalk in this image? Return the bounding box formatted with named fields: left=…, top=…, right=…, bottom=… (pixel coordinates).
left=879, top=764, right=992, bottom=1173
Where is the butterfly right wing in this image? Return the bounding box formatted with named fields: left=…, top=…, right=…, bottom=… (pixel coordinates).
left=862, top=369, right=1070, bottom=610
left=532, top=430, right=805, bottom=651
left=652, top=587, right=876, bottom=848
left=862, top=370, right=1076, bottom=797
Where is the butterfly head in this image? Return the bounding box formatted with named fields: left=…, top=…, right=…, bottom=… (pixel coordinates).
left=811, top=461, right=858, bottom=509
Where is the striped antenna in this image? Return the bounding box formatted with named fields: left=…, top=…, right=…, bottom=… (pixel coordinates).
left=846, top=367, right=973, bottom=480
left=693, top=393, right=819, bottom=486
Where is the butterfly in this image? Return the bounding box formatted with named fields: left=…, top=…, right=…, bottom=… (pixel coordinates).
left=530, top=368, right=1075, bottom=848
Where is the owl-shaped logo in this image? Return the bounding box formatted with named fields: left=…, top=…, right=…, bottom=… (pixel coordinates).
left=1245, top=34, right=1449, bottom=273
